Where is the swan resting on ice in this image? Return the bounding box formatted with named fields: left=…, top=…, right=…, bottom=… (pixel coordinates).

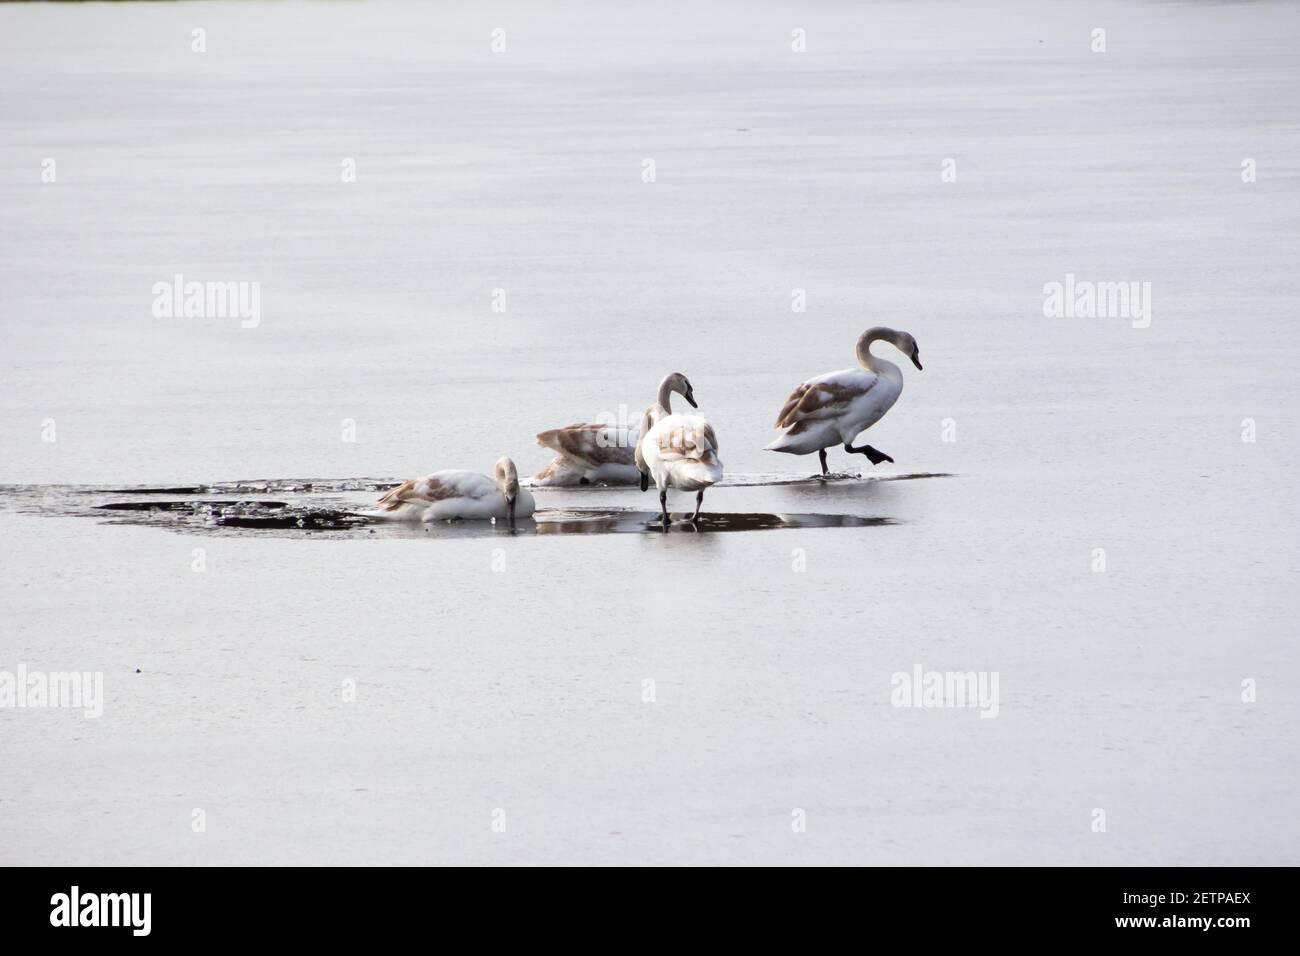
left=532, top=423, right=641, bottom=486
left=635, top=373, right=723, bottom=527
left=766, top=327, right=922, bottom=476
left=372, top=457, right=535, bottom=525
left=532, top=373, right=697, bottom=486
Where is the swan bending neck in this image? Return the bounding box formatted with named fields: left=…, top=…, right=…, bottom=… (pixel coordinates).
left=856, top=328, right=897, bottom=373
left=655, top=376, right=675, bottom=414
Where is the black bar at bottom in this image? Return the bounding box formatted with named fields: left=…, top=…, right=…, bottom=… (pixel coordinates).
left=0, top=866, right=1289, bottom=942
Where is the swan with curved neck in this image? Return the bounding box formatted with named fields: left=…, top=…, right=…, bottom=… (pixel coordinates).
left=766, top=327, right=922, bottom=476
left=372, top=456, right=536, bottom=527
left=653, top=371, right=697, bottom=415
left=532, top=373, right=696, bottom=486
left=635, top=373, right=721, bottom=528
left=856, top=327, right=922, bottom=374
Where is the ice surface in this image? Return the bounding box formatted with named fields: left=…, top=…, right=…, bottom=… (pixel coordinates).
left=0, top=0, right=1297, bottom=865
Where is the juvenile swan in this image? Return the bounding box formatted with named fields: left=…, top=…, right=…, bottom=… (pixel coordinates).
left=635, top=373, right=723, bottom=527
left=373, top=458, right=535, bottom=525
left=766, top=327, right=922, bottom=475
left=532, top=373, right=697, bottom=486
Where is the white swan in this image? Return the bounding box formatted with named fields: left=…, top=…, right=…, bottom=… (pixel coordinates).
left=372, top=457, right=535, bottom=525
left=532, top=374, right=696, bottom=486
left=766, top=327, right=922, bottom=475
left=635, top=374, right=723, bottom=527
left=532, top=423, right=641, bottom=486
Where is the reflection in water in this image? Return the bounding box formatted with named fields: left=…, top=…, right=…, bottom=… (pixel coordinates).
left=80, top=503, right=893, bottom=538
left=0, top=476, right=930, bottom=539
left=97, top=504, right=892, bottom=537
left=536, top=510, right=890, bottom=535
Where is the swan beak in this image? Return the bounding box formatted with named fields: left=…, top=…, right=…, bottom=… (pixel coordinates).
left=506, top=495, right=516, bottom=526
left=911, top=350, right=923, bottom=371
left=685, top=388, right=698, bottom=408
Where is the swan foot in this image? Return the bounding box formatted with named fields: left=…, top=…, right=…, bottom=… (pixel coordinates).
left=844, top=442, right=893, bottom=466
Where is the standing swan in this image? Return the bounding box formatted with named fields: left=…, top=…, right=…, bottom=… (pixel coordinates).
left=373, top=458, right=535, bottom=526
left=635, top=374, right=723, bottom=528
left=532, top=373, right=697, bottom=486
left=766, top=327, right=922, bottom=476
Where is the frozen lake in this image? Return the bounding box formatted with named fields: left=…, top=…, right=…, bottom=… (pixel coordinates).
left=1, top=0, right=1297, bottom=865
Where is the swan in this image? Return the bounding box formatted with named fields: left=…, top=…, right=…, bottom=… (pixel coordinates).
left=635, top=374, right=723, bottom=527
left=532, top=374, right=697, bottom=486
left=532, top=423, right=641, bottom=486
left=372, top=457, right=535, bottom=525
left=766, top=327, right=922, bottom=475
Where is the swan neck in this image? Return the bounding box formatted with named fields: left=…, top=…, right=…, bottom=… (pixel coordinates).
left=856, top=330, right=890, bottom=373
left=655, top=377, right=674, bottom=414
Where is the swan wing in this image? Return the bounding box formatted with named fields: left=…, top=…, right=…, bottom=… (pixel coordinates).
left=536, top=423, right=636, bottom=468
left=633, top=433, right=648, bottom=476
left=774, top=370, right=878, bottom=429
left=652, top=414, right=720, bottom=463
left=375, top=470, right=491, bottom=510
left=532, top=457, right=575, bottom=485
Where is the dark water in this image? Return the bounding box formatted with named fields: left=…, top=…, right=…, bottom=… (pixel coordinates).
left=0, top=474, right=921, bottom=538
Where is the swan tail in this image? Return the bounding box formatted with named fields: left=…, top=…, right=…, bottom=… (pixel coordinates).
left=679, top=454, right=723, bottom=489
left=765, top=432, right=801, bottom=453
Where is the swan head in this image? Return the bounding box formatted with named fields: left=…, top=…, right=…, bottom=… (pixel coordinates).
left=895, top=331, right=922, bottom=370
left=494, top=457, right=520, bottom=522
left=665, top=372, right=698, bottom=408
left=861, top=328, right=922, bottom=371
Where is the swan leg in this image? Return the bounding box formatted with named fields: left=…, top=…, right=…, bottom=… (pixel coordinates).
left=690, top=490, right=704, bottom=524
left=659, top=489, right=670, bottom=528
left=818, top=449, right=829, bottom=477
left=640, top=471, right=649, bottom=493
left=844, top=442, right=894, bottom=465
